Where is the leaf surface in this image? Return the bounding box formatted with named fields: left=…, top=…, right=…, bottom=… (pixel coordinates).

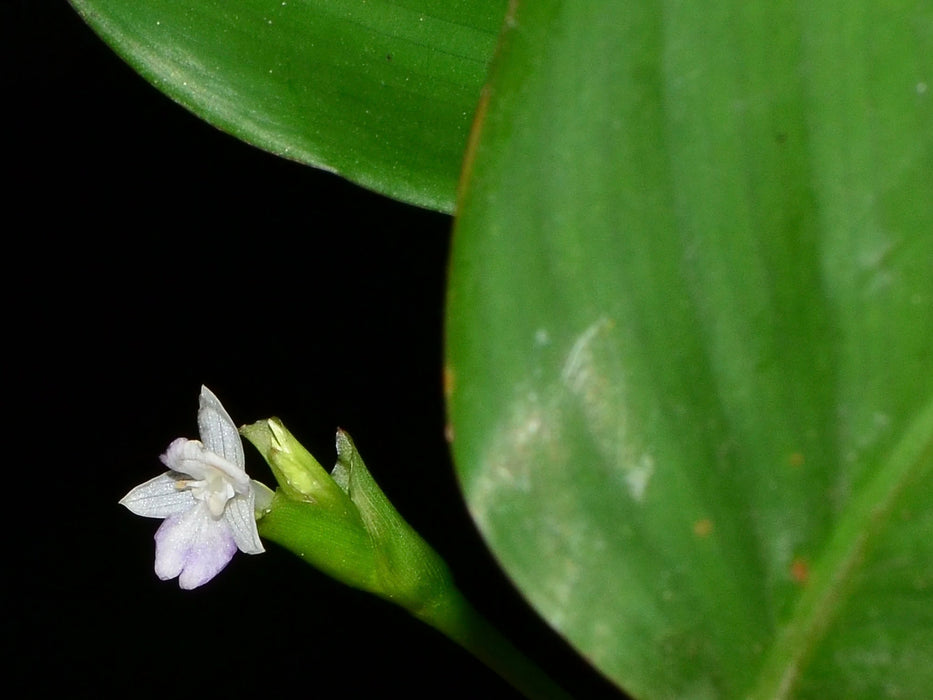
left=70, top=0, right=505, bottom=211
left=447, top=1, right=933, bottom=696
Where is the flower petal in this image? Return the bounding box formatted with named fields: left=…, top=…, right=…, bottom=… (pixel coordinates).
left=224, top=491, right=265, bottom=555
left=161, top=437, right=249, bottom=490
left=160, top=438, right=212, bottom=479
left=119, top=473, right=194, bottom=519
left=154, top=504, right=237, bottom=589
left=252, top=479, right=275, bottom=513
left=198, top=385, right=246, bottom=469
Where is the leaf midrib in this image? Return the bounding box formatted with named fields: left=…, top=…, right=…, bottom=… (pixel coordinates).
left=748, top=397, right=933, bottom=699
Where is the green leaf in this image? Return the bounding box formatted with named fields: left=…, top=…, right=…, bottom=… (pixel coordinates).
left=447, top=1, right=933, bottom=697
left=68, top=0, right=504, bottom=212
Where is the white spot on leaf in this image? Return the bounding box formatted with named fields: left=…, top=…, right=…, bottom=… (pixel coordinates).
left=562, top=317, right=655, bottom=502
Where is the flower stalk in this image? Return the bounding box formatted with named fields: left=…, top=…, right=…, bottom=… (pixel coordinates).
left=242, top=418, right=571, bottom=700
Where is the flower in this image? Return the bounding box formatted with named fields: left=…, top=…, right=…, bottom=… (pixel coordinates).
left=120, top=386, right=267, bottom=589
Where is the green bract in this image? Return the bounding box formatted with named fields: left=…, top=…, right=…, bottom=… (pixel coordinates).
left=242, top=419, right=570, bottom=699
left=243, top=419, right=453, bottom=605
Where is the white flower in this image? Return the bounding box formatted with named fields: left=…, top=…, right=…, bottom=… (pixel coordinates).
left=120, top=386, right=266, bottom=589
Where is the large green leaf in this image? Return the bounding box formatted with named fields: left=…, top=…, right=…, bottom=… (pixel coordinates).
left=69, top=0, right=504, bottom=212
left=447, top=1, right=932, bottom=697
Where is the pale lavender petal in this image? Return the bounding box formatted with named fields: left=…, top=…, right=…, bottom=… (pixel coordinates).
left=154, top=504, right=237, bottom=589
left=224, top=491, right=264, bottom=555
left=198, top=386, right=245, bottom=469
left=119, top=473, right=194, bottom=519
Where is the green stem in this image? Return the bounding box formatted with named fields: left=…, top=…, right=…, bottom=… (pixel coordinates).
left=247, top=421, right=570, bottom=698
left=414, top=585, right=572, bottom=700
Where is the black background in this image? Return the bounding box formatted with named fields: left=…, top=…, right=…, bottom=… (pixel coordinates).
left=8, top=3, right=622, bottom=698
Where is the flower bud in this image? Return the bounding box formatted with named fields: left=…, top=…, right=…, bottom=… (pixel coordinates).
left=240, top=418, right=347, bottom=510
left=242, top=418, right=453, bottom=610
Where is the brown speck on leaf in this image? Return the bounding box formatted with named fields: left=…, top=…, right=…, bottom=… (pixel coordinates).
left=693, top=518, right=714, bottom=537
left=444, top=423, right=455, bottom=443
left=443, top=365, right=455, bottom=398
left=789, top=452, right=805, bottom=468
left=791, top=556, right=810, bottom=584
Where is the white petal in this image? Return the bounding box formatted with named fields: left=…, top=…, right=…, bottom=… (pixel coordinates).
left=224, top=490, right=265, bottom=555
left=161, top=437, right=249, bottom=490
left=160, top=438, right=211, bottom=479
left=252, top=479, right=275, bottom=513
left=119, top=473, right=194, bottom=519
left=198, top=386, right=245, bottom=469
left=154, top=504, right=237, bottom=589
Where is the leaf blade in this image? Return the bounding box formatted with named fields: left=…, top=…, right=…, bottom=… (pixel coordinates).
left=447, top=0, right=933, bottom=696
left=69, top=0, right=505, bottom=212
